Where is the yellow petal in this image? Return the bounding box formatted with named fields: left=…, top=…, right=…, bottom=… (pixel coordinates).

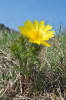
left=29, top=39, right=41, bottom=44
left=34, top=40, right=41, bottom=44
left=27, top=20, right=34, bottom=29
left=18, top=26, right=25, bottom=34
left=34, top=20, right=38, bottom=31
left=43, top=24, right=52, bottom=32
left=46, top=31, right=55, bottom=35
left=41, top=41, right=50, bottom=47
left=18, top=26, right=23, bottom=31
left=29, top=39, right=34, bottom=42
left=18, top=26, right=30, bottom=38
left=45, top=31, right=55, bottom=38
left=38, top=20, right=44, bottom=30
left=49, top=35, right=54, bottom=38
left=42, top=37, right=49, bottom=40
left=24, top=20, right=34, bottom=30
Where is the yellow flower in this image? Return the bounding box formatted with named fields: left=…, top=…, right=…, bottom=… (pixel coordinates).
left=18, top=20, right=55, bottom=47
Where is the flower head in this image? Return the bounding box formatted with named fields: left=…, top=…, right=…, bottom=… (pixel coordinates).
left=18, top=20, right=55, bottom=47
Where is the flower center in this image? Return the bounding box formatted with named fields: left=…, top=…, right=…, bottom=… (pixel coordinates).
left=29, top=30, right=43, bottom=39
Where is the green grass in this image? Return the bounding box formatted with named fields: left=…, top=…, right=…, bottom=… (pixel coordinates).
left=0, top=27, right=66, bottom=98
